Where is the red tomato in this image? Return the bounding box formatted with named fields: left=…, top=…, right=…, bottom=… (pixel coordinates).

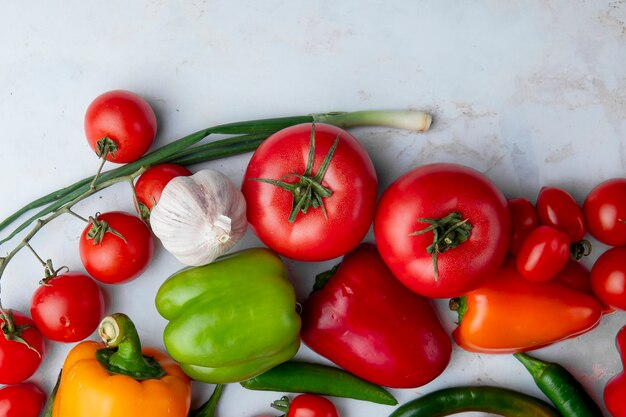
left=374, top=163, right=511, bottom=298
left=30, top=272, right=105, bottom=342
left=0, top=383, right=46, bottom=417
left=84, top=90, right=157, bottom=163
left=536, top=186, right=586, bottom=242
left=242, top=123, right=377, bottom=261
left=508, top=197, right=539, bottom=255
left=605, top=325, right=626, bottom=417
left=591, top=246, right=626, bottom=310
left=516, top=225, right=570, bottom=282
left=135, top=164, right=192, bottom=211
left=79, top=211, right=154, bottom=284
left=555, top=260, right=591, bottom=293
left=583, top=178, right=626, bottom=246
left=0, top=310, right=45, bottom=384
left=287, top=394, right=339, bottom=417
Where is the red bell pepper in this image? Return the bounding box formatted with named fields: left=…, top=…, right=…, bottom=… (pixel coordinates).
left=605, top=325, right=626, bottom=417
left=300, top=243, right=452, bottom=388
left=451, top=257, right=602, bottom=354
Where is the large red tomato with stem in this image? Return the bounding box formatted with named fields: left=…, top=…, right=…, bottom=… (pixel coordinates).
left=84, top=90, right=157, bottom=163
left=30, top=271, right=105, bottom=342
left=583, top=178, right=626, bottom=246
left=374, top=163, right=511, bottom=298
left=0, top=310, right=45, bottom=384
left=0, top=383, right=46, bottom=417
left=242, top=123, right=377, bottom=261
left=79, top=211, right=154, bottom=284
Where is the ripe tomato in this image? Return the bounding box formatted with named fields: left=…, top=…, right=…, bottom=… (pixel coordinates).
left=0, top=383, right=46, bottom=417
left=0, top=310, right=45, bottom=384
left=242, top=123, right=377, bottom=261
left=374, top=163, right=510, bottom=298
left=79, top=211, right=154, bottom=284
left=555, top=260, right=592, bottom=293
left=507, top=197, right=539, bottom=255
left=516, top=225, right=570, bottom=282
left=135, top=164, right=192, bottom=210
left=30, top=272, right=105, bottom=342
left=536, top=186, right=586, bottom=242
left=591, top=246, right=626, bottom=310
left=84, top=90, right=157, bottom=163
left=286, top=394, right=339, bottom=417
left=583, top=178, right=626, bottom=246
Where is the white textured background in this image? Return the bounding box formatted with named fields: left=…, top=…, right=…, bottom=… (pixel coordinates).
left=1, top=1, right=624, bottom=416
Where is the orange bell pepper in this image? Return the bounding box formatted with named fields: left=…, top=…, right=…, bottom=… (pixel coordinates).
left=51, top=313, right=191, bottom=417
left=451, top=257, right=602, bottom=354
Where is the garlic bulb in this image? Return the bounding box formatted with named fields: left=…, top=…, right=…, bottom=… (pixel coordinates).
left=150, top=169, right=247, bottom=266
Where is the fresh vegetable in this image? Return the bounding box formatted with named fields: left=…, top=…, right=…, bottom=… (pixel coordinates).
left=0, top=309, right=45, bottom=384
left=514, top=352, right=603, bottom=417
left=150, top=169, right=247, bottom=266
left=0, top=382, right=46, bottom=417
left=536, top=186, right=586, bottom=243
left=374, top=162, right=511, bottom=298
left=516, top=225, right=570, bottom=282
left=583, top=178, right=626, bottom=246
left=591, top=246, right=626, bottom=310
left=84, top=90, right=157, bottom=163
left=134, top=163, right=192, bottom=221
left=507, top=197, right=539, bottom=255
left=451, top=257, right=602, bottom=353
left=51, top=313, right=191, bottom=417
left=189, top=384, right=224, bottom=417
left=605, top=325, right=626, bottom=417
left=272, top=394, right=340, bottom=417
left=242, top=123, right=378, bottom=261
left=155, top=248, right=301, bottom=383
left=30, top=271, right=104, bottom=342
left=388, top=386, right=559, bottom=417
left=79, top=211, right=154, bottom=284
left=301, top=243, right=451, bottom=388
left=241, top=360, right=397, bottom=405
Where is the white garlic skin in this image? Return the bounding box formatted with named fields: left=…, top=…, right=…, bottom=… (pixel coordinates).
left=150, top=169, right=248, bottom=266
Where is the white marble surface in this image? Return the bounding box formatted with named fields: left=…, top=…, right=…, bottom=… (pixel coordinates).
left=1, top=1, right=624, bottom=416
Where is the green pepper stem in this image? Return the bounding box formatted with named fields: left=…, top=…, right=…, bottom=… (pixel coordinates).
left=189, top=384, right=225, bottom=417
left=96, top=313, right=165, bottom=380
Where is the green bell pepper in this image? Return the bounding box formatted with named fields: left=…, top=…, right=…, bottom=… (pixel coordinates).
left=155, top=248, right=301, bottom=384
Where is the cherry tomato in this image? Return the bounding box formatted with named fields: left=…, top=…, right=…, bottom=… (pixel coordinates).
left=287, top=394, right=340, bottom=417
left=507, top=197, right=539, bottom=255
left=30, top=272, right=105, bottom=342
left=0, top=310, right=45, bottom=384
left=135, top=163, right=192, bottom=212
left=516, top=225, right=570, bottom=282
left=555, top=260, right=592, bottom=293
left=84, top=90, right=157, bottom=163
left=374, top=163, right=510, bottom=298
left=591, top=246, right=626, bottom=310
left=242, top=123, right=377, bottom=261
left=536, top=186, right=586, bottom=242
left=79, top=211, right=154, bottom=284
left=583, top=178, right=626, bottom=246
left=0, top=383, right=46, bottom=417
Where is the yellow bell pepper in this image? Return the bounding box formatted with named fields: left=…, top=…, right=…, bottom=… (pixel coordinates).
left=51, top=313, right=191, bottom=417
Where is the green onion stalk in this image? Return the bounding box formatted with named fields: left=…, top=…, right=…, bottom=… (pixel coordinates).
left=0, top=110, right=432, bottom=307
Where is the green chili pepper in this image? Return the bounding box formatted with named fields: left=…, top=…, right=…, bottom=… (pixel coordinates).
left=155, top=248, right=301, bottom=384
left=388, top=386, right=559, bottom=417
left=241, top=360, right=397, bottom=405
left=189, top=384, right=224, bottom=417
left=514, top=352, right=603, bottom=417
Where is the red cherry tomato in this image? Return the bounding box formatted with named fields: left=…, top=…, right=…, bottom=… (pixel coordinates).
left=555, top=260, right=591, bottom=293
left=79, top=211, right=154, bottom=284
left=583, top=178, right=626, bottom=246
left=0, top=383, right=46, bottom=417
left=516, top=225, right=570, bottom=282
left=0, top=310, right=45, bottom=384
left=242, top=123, right=378, bottom=261
left=287, top=394, right=340, bottom=417
left=135, top=164, right=192, bottom=211
left=536, top=186, right=586, bottom=243
left=508, top=197, right=539, bottom=255
left=605, top=325, right=626, bottom=417
left=591, top=246, right=626, bottom=310
left=30, top=272, right=105, bottom=342
left=84, top=90, right=157, bottom=163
